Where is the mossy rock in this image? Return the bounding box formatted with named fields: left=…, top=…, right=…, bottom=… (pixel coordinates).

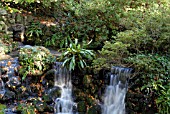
left=83, top=75, right=92, bottom=88
left=18, top=45, right=56, bottom=78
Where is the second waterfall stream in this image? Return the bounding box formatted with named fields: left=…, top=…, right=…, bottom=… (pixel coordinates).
left=54, top=62, right=76, bottom=114
left=53, top=62, right=132, bottom=114
left=102, top=66, right=132, bottom=114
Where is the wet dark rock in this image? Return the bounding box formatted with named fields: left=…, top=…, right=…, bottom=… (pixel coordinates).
left=43, top=80, right=54, bottom=89
left=44, top=104, right=54, bottom=113
left=14, top=85, right=30, bottom=100
left=0, top=58, right=19, bottom=80
left=72, top=75, right=81, bottom=86
left=103, top=72, right=111, bottom=85
left=47, top=87, right=61, bottom=101
left=43, top=69, right=56, bottom=80
left=9, top=24, right=25, bottom=42
left=2, top=89, right=15, bottom=101
left=83, top=75, right=92, bottom=88
left=87, top=104, right=101, bottom=114
left=43, top=94, right=53, bottom=104
left=41, top=69, right=56, bottom=88
left=1, top=74, right=9, bottom=83
left=35, top=101, right=47, bottom=112
left=0, top=67, right=7, bottom=75
left=29, top=83, right=42, bottom=96
left=0, top=90, right=5, bottom=99
left=4, top=108, right=18, bottom=114
left=6, top=76, right=21, bottom=88
left=27, top=96, right=38, bottom=102
left=49, top=49, right=62, bottom=57
left=126, top=108, right=136, bottom=114
left=134, top=93, right=143, bottom=98
left=78, top=112, right=86, bottom=114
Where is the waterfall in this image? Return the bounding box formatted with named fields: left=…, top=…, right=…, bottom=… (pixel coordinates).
left=103, top=66, right=132, bottom=114
left=0, top=78, right=5, bottom=98
left=54, top=62, right=75, bottom=114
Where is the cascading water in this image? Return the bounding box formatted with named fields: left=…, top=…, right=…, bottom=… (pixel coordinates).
left=103, top=66, right=132, bottom=114
left=54, top=62, right=75, bottom=114
left=0, top=78, right=5, bottom=98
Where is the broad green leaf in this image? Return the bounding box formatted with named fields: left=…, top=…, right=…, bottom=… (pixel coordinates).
left=75, top=39, right=78, bottom=45
left=80, top=60, right=84, bottom=68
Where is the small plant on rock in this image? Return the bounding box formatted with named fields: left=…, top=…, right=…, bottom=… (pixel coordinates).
left=59, top=39, right=95, bottom=71
left=19, top=45, right=56, bottom=80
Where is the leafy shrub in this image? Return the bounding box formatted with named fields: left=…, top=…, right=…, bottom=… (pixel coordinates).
left=126, top=54, right=170, bottom=113
left=17, top=103, right=36, bottom=114
left=156, top=83, right=170, bottom=114
left=116, top=29, right=152, bottom=53
left=92, top=41, right=130, bottom=73
left=59, top=39, right=95, bottom=71
left=19, top=45, right=56, bottom=80
left=35, top=0, right=122, bottom=49
left=119, top=1, right=170, bottom=54
left=1, top=1, right=170, bottom=113
left=45, top=33, right=72, bottom=48
left=25, top=21, right=43, bottom=45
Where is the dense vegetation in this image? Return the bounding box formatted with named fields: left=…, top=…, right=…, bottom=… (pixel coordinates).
left=1, top=0, right=170, bottom=113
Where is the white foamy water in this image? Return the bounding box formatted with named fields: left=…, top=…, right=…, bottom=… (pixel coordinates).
left=0, top=78, right=5, bottom=97
left=103, top=67, right=132, bottom=114
left=54, top=62, right=75, bottom=114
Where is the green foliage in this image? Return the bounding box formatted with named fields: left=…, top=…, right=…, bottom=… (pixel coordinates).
left=119, top=1, right=170, bottom=53
left=156, top=84, right=170, bottom=114
left=0, top=34, right=19, bottom=53
left=17, top=103, right=36, bottom=114
left=31, top=0, right=121, bottom=49
left=0, top=104, right=6, bottom=114
left=116, top=29, right=151, bottom=53
left=26, top=21, right=43, bottom=38
left=26, top=21, right=43, bottom=45
left=45, top=33, right=72, bottom=48
left=1, top=0, right=170, bottom=113
left=92, top=41, right=130, bottom=73
left=3, top=0, right=35, bottom=4
left=19, top=46, right=56, bottom=80
left=126, top=54, right=170, bottom=113
left=60, top=39, right=95, bottom=71
left=65, top=0, right=120, bottom=48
